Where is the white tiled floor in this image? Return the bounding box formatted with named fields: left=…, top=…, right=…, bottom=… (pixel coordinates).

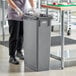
left=0, top=29, right=76, bottom=76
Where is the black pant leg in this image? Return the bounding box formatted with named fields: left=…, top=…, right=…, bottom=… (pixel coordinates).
left=16, top=21, right=23, bottom=53
left=8, top=20, right=20, bottom=57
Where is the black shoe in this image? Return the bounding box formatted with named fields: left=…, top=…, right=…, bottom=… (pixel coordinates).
left=16, top=52, right=24, bottom=60
left=9, top=57, right=19, bottom=65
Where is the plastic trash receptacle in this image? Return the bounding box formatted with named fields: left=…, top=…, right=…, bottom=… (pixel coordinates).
left=23, top=14, right=52, bottom=71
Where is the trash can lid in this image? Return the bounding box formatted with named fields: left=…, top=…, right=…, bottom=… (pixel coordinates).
left=23, top=14, right=53, bottom=20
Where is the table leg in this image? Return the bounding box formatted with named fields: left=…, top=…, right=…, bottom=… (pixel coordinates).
left=1, top=0, right=6, bottom=41
left=61, top=10, right=64, bottom=69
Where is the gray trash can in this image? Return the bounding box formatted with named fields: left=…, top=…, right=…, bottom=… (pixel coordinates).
left=23, top=14, right=52, bottom=71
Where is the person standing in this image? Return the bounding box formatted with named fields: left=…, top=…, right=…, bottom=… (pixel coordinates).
left=7, top=0, right=35, bottom=64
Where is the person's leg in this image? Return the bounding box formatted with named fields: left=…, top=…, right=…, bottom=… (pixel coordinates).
left=16, top=21, right=24, bottom=60
left=8, top=20, right=20, bottom=64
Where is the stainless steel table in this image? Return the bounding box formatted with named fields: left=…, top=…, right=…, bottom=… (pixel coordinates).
left=41, top=4, right=76, bottom=69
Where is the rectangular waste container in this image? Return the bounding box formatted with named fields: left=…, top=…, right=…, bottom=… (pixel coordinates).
left=23, top=14, right=52, bottom=71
